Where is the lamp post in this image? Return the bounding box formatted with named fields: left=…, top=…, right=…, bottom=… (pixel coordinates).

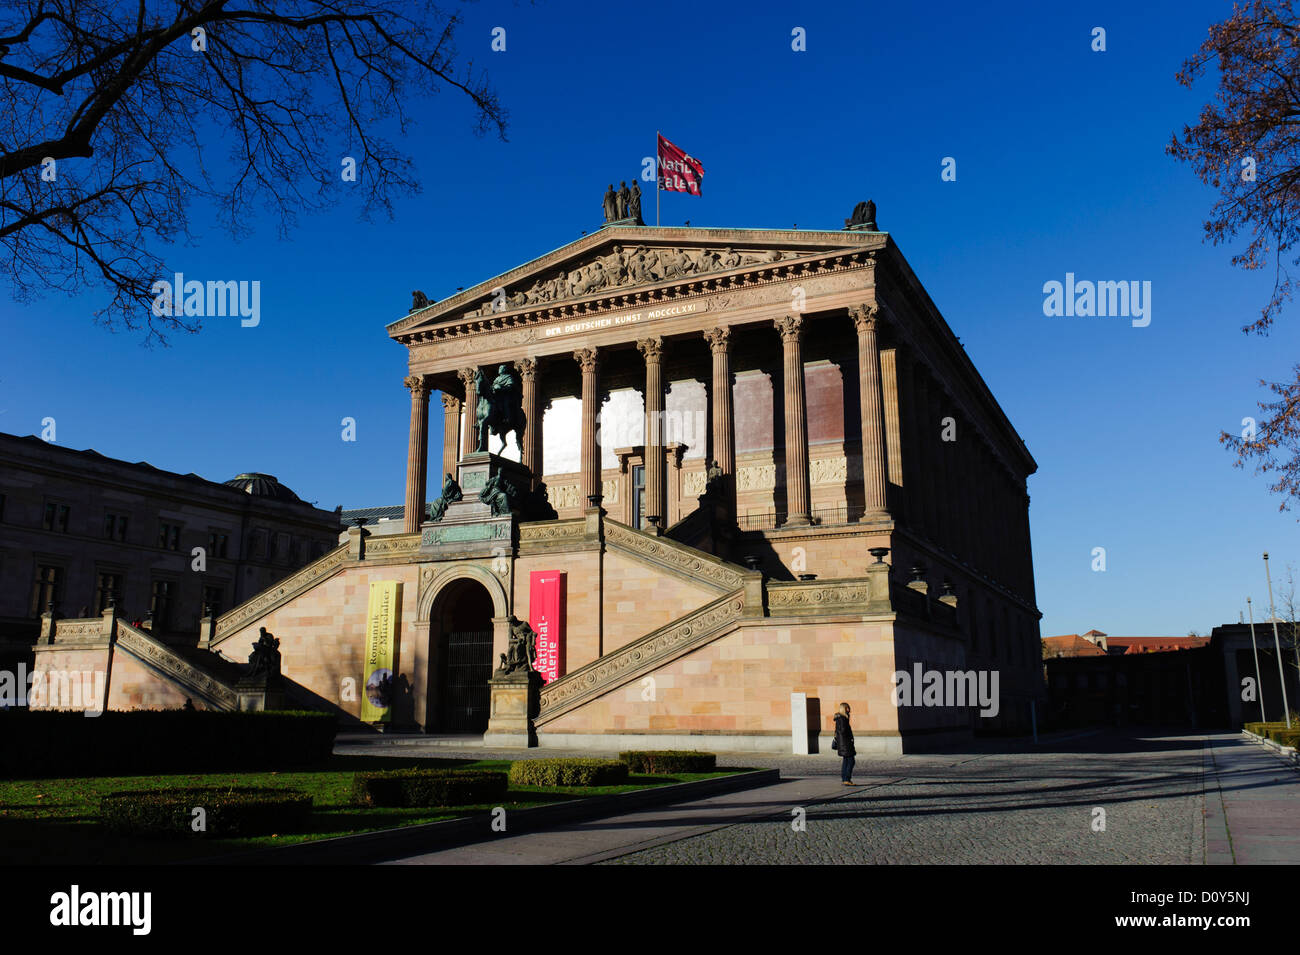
left=1264, top=553, right=1291, bottom=729
left=1247, top=597, right=1267, bottom=723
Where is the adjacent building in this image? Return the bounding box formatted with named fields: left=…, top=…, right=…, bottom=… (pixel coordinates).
left=0, top=432, right=341, bottom=656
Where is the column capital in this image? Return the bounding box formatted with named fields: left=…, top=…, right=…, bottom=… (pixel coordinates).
left=404, top=374, right=430, bottom=398
left=515, top=356, right=538, bottom=380
left=703, top=326, right=732, bottom=352
left=849, top=302, right=881, bottom=332
left=573, top=347, right=600, bottom=373
left=457, top=366, right=478, bottom=388
left=440, top=392, right=461, bottom=413
left=774, top=314, right=804, bottom=342
left=636, top=336, right=665, bottom=361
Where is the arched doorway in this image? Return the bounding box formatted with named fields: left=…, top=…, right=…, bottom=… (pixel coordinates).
left=427, top=577, right=496, bottom=732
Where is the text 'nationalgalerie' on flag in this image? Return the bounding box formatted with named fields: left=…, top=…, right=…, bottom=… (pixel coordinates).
left=657, top=133, right=704, bottom=196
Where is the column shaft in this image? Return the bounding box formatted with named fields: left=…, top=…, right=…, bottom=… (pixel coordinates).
left=458, top=368, right=479, bottom=457
left=881, top=346, right=905, bottom=503
left=403, top=375, right=431, bottom=534
left=934, top=382, right=953, bottom=552
left=852, top=304, right=890, bottom=520
left=574, top=348, right=602, bottom=504
left=918, top=370, right=940, bottom=542
left=440, top=393, right=461, bottom=485
left=971, top=438, right=990, bottom=574
left=637, top=338, right=666, bottom=529
left=704, top=327, right=735, bottom=477
left=517, top=358, right=541, bottom=486
left=897, top=349, right=920, bottom=535
left=775, top=315, right=811, bottom=525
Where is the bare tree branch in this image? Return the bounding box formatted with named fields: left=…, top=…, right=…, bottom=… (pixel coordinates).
left=0, top=0, right=508, bottom=344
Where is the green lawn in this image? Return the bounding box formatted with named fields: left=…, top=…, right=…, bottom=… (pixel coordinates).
left=0, top=755, right=737, bottom=864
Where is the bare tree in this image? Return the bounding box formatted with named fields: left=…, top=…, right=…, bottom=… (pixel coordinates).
left=1168, top=0, right=1300, bottom=513
left=0, top=0, right=506, bottom=344
left=1276, top=562, right=1300, bottom=669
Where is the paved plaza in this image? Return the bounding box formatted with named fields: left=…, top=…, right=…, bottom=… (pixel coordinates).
left=337, top=729, right=1300, bottom=865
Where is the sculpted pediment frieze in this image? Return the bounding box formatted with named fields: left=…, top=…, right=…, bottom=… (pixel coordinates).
left=470, top=244, right=804, bottom=316
left=391, top=229, right=884, bottom=341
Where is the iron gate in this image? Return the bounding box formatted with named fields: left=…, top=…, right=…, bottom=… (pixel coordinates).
left=442, top=629, right=493, bottom=731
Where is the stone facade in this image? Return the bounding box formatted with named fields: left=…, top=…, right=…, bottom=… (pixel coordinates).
left=31, top=221, right=1045, bottom=749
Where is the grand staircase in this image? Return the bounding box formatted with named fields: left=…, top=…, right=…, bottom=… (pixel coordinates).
left=535, top=520, right=763, bottom=726
left=45, top=512, right=889, bottom=728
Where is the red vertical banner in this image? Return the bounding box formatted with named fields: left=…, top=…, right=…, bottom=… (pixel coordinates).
left=529, top=571, right=566, bottom=684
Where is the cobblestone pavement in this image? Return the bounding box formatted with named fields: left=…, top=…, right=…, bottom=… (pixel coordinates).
left=343, top=728, right=1231, bottom=865
left=604, top=730, right=1207, bottom=864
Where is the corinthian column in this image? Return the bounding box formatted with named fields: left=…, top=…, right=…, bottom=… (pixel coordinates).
left=574, top=348, right=602, bottom=505
left=775, top=315, right=811, bottom=526
left=458, top=367, right=479, bottom=457
left=516, top=357, right=541, bottom=486
left=851, top=303, right=890, bottom=521
left=704, top=327, right=735, bottom=479
left=916, top=369, right=939, bottom=542
left=440, top=392, right=461, bottom=484
left=637, top=337, right=666, bottom=530
left=403, top=375, right=431, bottom=534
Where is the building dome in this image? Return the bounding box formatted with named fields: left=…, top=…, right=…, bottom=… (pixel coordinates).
left=223, top=472, right=303, bottom=503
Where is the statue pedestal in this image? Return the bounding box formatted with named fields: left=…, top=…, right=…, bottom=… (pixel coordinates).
left=481, top=669, right=542, bottom=748
left=455, top=452, right=532, bottom=514
left=421, top=453, right=542, bottom=557
left=235, top=674, right=285, bottom=712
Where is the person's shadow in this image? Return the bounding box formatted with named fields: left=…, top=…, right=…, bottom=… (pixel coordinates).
left=389, top=672, right=416, bottom=730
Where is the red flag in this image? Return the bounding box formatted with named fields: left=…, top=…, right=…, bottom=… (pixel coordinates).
left=657, top=134, right=704, bottom=196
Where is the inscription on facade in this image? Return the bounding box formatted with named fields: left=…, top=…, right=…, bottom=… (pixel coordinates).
left=421, top=520, right=510, bottom=547
left=543, top=302, right=699, bottom=339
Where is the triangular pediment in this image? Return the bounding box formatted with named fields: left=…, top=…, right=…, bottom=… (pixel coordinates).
left=388, top=226, right=885, bottom=341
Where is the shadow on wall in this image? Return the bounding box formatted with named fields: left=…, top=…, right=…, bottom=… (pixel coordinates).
left=806, top=695, right=821, bottom=754
left=283, top=677, right=368, bottom=729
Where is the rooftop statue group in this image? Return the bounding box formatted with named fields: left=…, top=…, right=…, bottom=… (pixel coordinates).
left=602, top=180, right=643, bottom=225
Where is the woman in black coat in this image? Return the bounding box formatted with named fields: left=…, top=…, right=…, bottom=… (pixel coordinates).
left=833, top=702, right=856, bottom=785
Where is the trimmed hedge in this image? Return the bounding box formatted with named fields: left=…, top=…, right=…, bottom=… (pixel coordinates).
left=1244, top=721, right=1287, bottom=735
left=0, top=710, right=337, bottom=778
left=620, top=750, right=717, bottom=774
left=1264, top=725, right=1300, bottom=745
left=507, top=758, right=628, bottom=787
left=99, top=787, right=312, bottom=839
left=1269, top=730, right=1300, bottom=748
left=352, top=769, right=508, bottom=807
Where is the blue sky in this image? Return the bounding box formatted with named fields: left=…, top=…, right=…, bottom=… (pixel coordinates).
left=2, top=0, right=1296, bottom=637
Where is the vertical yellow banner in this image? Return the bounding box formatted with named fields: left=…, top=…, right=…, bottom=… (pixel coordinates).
left=361, top=581, right=402, bottom=723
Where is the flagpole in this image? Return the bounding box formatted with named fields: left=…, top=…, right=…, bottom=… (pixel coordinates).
left=1248, top=597, right=1267, bottom=722
left=1265, top=552, right=1292, bottom=728
left=655, top=130, right=660, bottom=227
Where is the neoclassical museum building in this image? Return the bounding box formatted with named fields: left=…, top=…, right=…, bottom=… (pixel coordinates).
left=31, top=208, right=1043, bottom=753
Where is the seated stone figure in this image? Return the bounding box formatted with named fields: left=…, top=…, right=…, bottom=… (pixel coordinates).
left=245, top=627, right=282, bottom=684
left=495, top=616, right=537, bottom=676
left=479, top=472, right=522, bottom=516
left=428, top=474, right=463, bottom=523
